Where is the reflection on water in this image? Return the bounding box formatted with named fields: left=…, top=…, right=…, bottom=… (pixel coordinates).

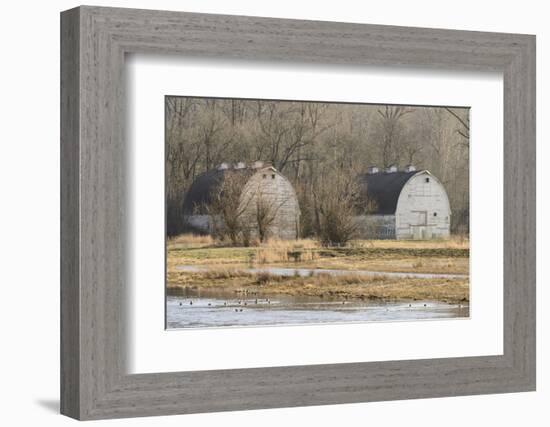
left=166, top=288, right=469, bottom=329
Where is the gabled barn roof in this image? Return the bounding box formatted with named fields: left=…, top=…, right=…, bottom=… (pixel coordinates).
left=358, top=170, right=425, bottom=215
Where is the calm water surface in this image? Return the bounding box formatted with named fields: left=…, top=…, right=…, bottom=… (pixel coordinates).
left=166, top=288, right=469, bottom=329
left=175, top=264, right=468, bottom=280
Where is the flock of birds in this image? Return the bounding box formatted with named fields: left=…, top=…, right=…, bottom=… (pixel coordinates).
left=175, top=298, right=460, bottom=312
left=178, top=297, right=272, bottom=313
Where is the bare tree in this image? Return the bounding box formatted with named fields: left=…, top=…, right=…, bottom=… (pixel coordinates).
left=205, top=173, right=253, bottom=246
left=254, top=101, right=330, bottom=172
left=444, top=107, right=470, bottom=147
left=166, top=97, right=202, bottom=235
left=252, top=190, right=291, bottom=243
left=313, top=167, right=361, bottom=246
left=375, top=106, right=413, bottom=167
left=254, top=196, right=278, bottom=243
left=199, top=100, right=236, bottom=170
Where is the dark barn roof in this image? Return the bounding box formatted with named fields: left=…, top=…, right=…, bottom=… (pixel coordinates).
left=358, top=170, right=421, bottom=215
left=183, top=168, right=250, bottom=215
left=183, top=165, right=279, bottom=215
left=183, top=169, right=221, bottom=215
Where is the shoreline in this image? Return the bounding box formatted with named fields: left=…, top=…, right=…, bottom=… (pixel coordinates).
left=167, top=270, right=469, bottom=304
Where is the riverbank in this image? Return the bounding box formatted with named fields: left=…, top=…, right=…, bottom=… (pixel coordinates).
left=167, top=268, right=469, bottom=303
left=167, top=234, right=470, bottom=303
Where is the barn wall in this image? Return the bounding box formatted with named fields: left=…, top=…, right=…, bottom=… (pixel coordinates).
left=240, top=169, right=300, bottom=240
left=184, top=214, right=210, bottom=233
left=395, top=173, right=451, bottom=240
left=354, top=215, right=396, bottom=239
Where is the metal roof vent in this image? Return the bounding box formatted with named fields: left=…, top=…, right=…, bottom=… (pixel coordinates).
left=404, top=164, right=416, bottom=172
left=251, top=160, right=265, bottom=169
left=367, top=166, right=379, bottom=174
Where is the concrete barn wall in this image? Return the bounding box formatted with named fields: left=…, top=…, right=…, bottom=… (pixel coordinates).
left=354, top=215, right=396, bottom=239
left=395, top=172, right=451, bottom=240
left=240, top=169, right=300, bottom=240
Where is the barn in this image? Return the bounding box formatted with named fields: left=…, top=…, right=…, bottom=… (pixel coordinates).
left=356, top=165, right=451, bottom=240
left=183, top=161, right=300, bottom=240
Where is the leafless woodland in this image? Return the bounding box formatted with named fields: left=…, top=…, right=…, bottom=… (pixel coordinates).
left=166, top=97, right=469, bottom=238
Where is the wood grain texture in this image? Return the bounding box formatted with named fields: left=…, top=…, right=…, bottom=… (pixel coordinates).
left=60, top=6, right=536, bottom=420
left=60, top=7, right=80, bottom=419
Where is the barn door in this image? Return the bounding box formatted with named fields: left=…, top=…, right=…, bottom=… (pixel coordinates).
left=411, top=210, right=428, bottom=240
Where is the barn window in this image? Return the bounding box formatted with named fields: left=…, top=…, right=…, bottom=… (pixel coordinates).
left=271, top=174, right=276, bottom=179
left=425, top=177, right=430, bottom=183
left=433, top=212, right=437, bottom=217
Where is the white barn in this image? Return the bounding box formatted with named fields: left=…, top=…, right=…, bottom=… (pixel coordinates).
left=356, top=165, right=451, bottom=240
left=182, top=162, right=300, bottom=240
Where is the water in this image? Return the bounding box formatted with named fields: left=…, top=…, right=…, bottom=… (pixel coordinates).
left=175, top=264, right=468, bottom=280
left=166, top=289, right=469, bottom=329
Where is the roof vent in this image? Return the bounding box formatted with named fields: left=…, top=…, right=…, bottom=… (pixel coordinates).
left=385, top=165, right=398, bottom=173
left=367, top=166, right=379, bottom=174
left=217, top=162, right=229, bottom=170
left=234, top=161, right=246, bottom=169
left=251, top=160, right=265, bottom=169
left=404, top=164, right=416, bottom=172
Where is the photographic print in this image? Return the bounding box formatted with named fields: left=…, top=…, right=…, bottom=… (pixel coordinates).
left=165, top=97, right=470, bottom=329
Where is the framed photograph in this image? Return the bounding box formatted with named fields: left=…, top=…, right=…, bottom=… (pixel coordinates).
left=61, top=6, right=536, bottom=420
left=165, top=97, right=471, bottom=330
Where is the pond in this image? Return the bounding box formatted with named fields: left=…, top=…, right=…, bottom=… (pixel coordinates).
left=166, top=288, right=469, bottom=329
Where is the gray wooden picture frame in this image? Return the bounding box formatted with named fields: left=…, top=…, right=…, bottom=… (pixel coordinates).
left=60, top=5, right=536, bottom=420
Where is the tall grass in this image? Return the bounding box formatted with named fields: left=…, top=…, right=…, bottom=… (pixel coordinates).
left=254, top=238, right=319, bottom=264
left=168, top=233, right=215, bottom=247
left=348, top=235, right=469, bottom=250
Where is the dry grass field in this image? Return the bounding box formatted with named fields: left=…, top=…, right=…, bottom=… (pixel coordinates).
left=166, top=234, right=469, bottom=303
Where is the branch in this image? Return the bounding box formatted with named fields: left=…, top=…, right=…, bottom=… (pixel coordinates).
left=444, top=107, right=470, bottom=131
